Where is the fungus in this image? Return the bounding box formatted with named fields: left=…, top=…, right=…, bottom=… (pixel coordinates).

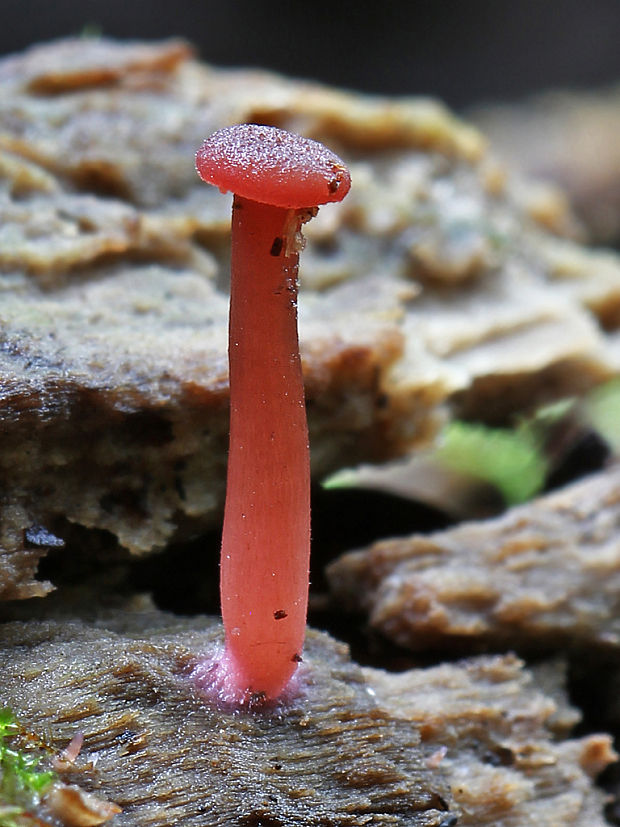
left=194, top=124, right=350, bottom=705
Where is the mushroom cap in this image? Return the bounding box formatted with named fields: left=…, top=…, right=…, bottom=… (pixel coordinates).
left=196, top=124, right=351, bottom=209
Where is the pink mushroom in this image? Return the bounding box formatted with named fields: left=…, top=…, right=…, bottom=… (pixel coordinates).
left=194, top=124, right=350, bottom=705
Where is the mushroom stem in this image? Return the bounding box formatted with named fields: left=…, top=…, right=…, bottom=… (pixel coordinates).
left=193, top=122, right=350, bottom=706
left=220, top=195, right=310, bottom=700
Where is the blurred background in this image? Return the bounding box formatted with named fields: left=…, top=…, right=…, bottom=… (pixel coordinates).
left=3, top=0, right=620, bottom=109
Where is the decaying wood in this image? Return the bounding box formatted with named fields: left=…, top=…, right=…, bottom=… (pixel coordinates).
left=0, top=611, right=450, bottom=827
left=328, top=463, right=620, bottom=654
left=472, top=85, right=620, bottom=245
left=365, top=657, right=616, bottom=827
left=0, top=607, right=614, bottom=826
left=2, top=36, right=620, bottom=601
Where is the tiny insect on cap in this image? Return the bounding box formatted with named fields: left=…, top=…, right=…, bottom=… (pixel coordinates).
left=196, top=123, right=351, bottom=209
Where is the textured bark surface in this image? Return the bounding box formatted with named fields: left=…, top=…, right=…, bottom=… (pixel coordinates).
left=472, top=85, right=620, bottom=246
left=0, top=38, right=618, bottom=827
left=328, top=464, right=620, bottom=654
left=0, top=607, right=613, bottom=826
left=366, top=657, right=615, bottom=827
left=0, top=611, right=450, bottom=827
left=3, top=38, right=620, bottom=598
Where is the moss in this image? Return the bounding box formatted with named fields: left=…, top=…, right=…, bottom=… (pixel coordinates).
left=0, top=709, right=55, bottom=826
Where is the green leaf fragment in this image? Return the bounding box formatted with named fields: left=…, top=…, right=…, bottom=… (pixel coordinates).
left=435, top=420, right=548, bottom=505
left=321, top=469, right=361, bottom=490
left=322, top=381, right=619, bottom=509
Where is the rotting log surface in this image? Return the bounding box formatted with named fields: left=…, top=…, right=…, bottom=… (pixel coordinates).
left=328, top=463, right=620, bottom=653
left=0, top=36, right=619, bottom=827
left=0, top=613, right=449, bottom=827
left=4, top=38, right=620, bottom=599
left=472, top=85, right=620, bottom=246
left=366, top=658, right=615, bottom=827
left=0, top=608, right=613, bottom=826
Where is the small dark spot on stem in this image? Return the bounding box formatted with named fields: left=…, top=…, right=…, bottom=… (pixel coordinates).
left=270, top=236, right=283, bottom=256
left=273, top=609, right=287, bottom=620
